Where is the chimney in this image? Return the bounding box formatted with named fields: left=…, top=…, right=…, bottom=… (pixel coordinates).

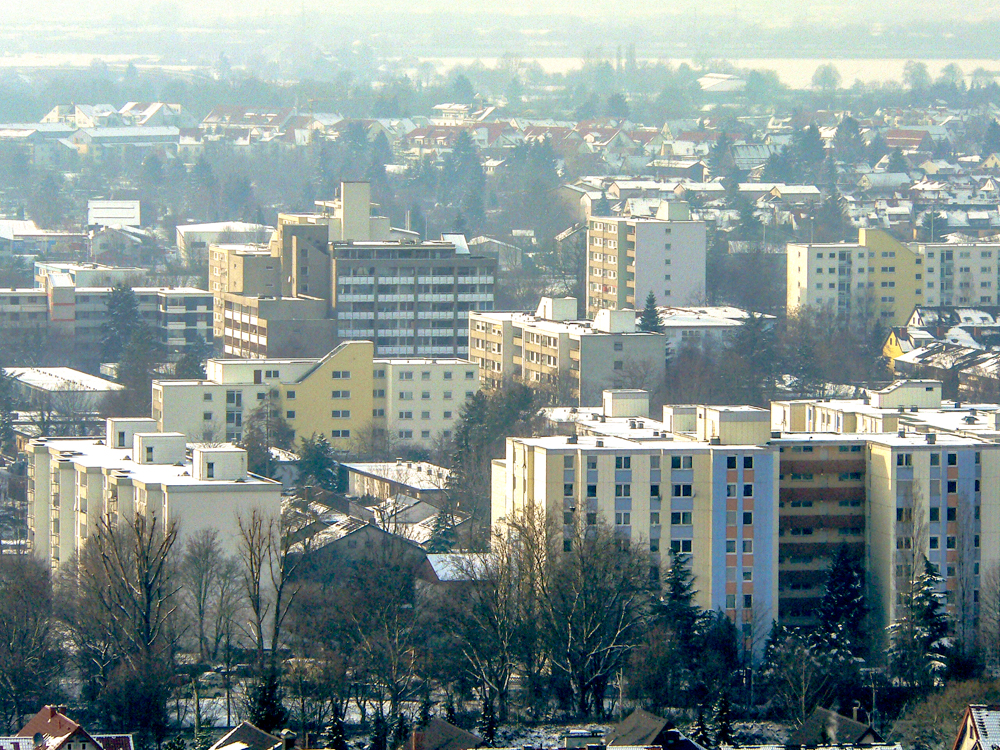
left=279, top=730, right=297, bottom=750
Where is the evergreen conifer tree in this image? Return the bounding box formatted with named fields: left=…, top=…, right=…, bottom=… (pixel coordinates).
left=639, top=291, right=663, bottom=333
left=660, top=551, right=700, bottom=647
left=691, top=703, right=713, bottom=748
left=714, top=692, right=734, bottom=747
left=371, top=713, right=389, bottom=750
left=427, top=504, right=458, bottom=553
left=888, top=556, right=949, bottom=688
left=816, top=545, right=868, bottom=657
left=445, top=697, right=458, bottom=725
left=323, top=705, right=348, bottom=750
left=479, top=694, right=497, bottom=746
left=391, top=714, right=409, bottom=750
left=242, top=669, right=288, bottom=733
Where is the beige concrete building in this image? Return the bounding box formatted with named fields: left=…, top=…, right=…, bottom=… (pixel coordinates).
left=26, top=417, right=282, bottom=571
left=787, top=228, right=922, bottom=326
left=152, top=341, right=480, bottom=452
left=494, top=402, right=778, bottom=652
left=586, top=202, right=706, bottom=318
left=469, top=297, right=667, bottom=406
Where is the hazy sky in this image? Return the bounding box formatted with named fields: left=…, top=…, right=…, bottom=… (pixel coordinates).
left=0, top=0, right=996, bottom=23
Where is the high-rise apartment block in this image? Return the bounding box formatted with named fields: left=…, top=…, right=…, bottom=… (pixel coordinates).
left=469, top=297, right=667, bottom=406
left=495, top=396, right=778, bottom=653
left=586, top=202, right=706, bottom=318
left=212, top=182, right=496, bottom=359
left=502, top=380, right=1000, bottom=655
left=26, top=417, right=282, bottom=571
left=152, top=341, right=480, bottom=451
left=788, top=229, right=1000, bottom=326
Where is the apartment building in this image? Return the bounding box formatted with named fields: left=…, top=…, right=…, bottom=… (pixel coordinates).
left=214, top=182, right=496, bottom=359
left=787, top=228, right=922, bottom=326
left=26, top=417, right=281, bottom=571
left=586, top=202, right=707, bottom=318
left=866, top=433, right=1000, bottom=645
left=331, top=238, right=496, bottom=357
left=0, top=277, right=212, bottom=363
left=152, top=341, right=480, bottom=452
left=34, top=261, right=146, bottom=288
left=912, top=242, right=1000, bottom=307
left=469, top=297, right=667, bottom=406
left=494, top=401, right=779, bottom=652
left=218, top=294, right=338, bottom=358
left=772, top=434, right=869, bottom=627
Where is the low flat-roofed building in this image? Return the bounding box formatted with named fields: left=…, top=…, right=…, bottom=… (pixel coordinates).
left=343, top=460, right=450, bottom=507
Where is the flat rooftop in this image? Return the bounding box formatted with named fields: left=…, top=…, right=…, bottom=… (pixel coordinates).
left=6, top=367, right=124, bottom=393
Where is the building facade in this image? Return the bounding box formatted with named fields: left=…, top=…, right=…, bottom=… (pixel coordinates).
left=152, top=341, right=480, bottom=452
left=493, top=404, right=779, bottom=652
left=26, top=417, right=282, bottom=570
left=469, top=297, right=667, bottom=406
left=586, top=202, right=707, bottom=318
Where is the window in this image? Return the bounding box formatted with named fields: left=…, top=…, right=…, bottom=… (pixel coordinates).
left=331, top=370, right=351, bottom=379
left=332, top=390, right=351, bottom=399
left=563, top=540, right=573, bottom=552
left=203, top=412, right=212, bottom=421
left=421, top=392, right=430, bottom=400
left=206, top=462, right=215, bottom=478
left=372, top=408, right=384, bottom=417
left=743, top=483, right=753, bottom=497
left=399, top=372, right=413, bottom=380
left=896, top=453, right=912, bottom=466
left=564, top=483, right=574, bottom=496
left=203, top=393, right=213, bottom=402
left=286, top=410, right=295, bottom=419
left=443, top=391, right=453, bottom=400
left=742, top=540, right=753, bottom=553
left=743, top=570, right=753, bottom=582
left=743, top=456, right=753, bottom=469
left=929, top=536, right=939, bottom=549
left=947, top=480, right=957, bottom=494
left=931, top=453, right=941, bottom=466
left=671, top=511, right=692, bottom=526
left=421, top=371, right=430, bottom=380
left=671, top=539, right=692, bottom=554
left=614, top=341, right=623, bottom=351
left=650, top=483, right=660, bottom=497
left=398, top=430, right=413, bottom=439
left=587, top=484, right=597, bottom=498
left=947, top=507, right=957, bottom=521
left=947, top=536, right=957, bottom=549
left=286, top=390, right=296, bottom=399
left=650, top=540, right=660, bottom=553
left=563, top=511, right=574, bottom=525
left=145, top=446, right=154, bottom=462
left=587, top=513, right=597, bottom=525
left=616, top=456, right=631, bottom=469
left=947, top=452, right=958, bottom=466
left=331, top=410, right=351, bottom=418
left=743, top=594, right=753, bottom=608
left=671, top=455, right=693, bottom=469
left=930, top=507, right=940, bottom=522
left=742, top=512, right=753, bottom=525
left=672, top=483, right=692, bottom=497
left=398, top=411, right=413, bottom=419
left=727, top=456, right=737, bottom=469
left=444, top=371, right=453, bottom=380
left=466, top=371, right=475, bottom=380
left=726, top=595, right=736, bottom=609
left=398, top=391, right=413, bottom=400
left=614, top=361, right=623, bottom=370
left=615, top=512, right=631, bottom=526
left=615, top=484, right=631, bottom=497
left=331, top=429, right=351, bottom=438
left=650, top=512, right=660, bottom=525
left=373, top=389, right=386, bottom=398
